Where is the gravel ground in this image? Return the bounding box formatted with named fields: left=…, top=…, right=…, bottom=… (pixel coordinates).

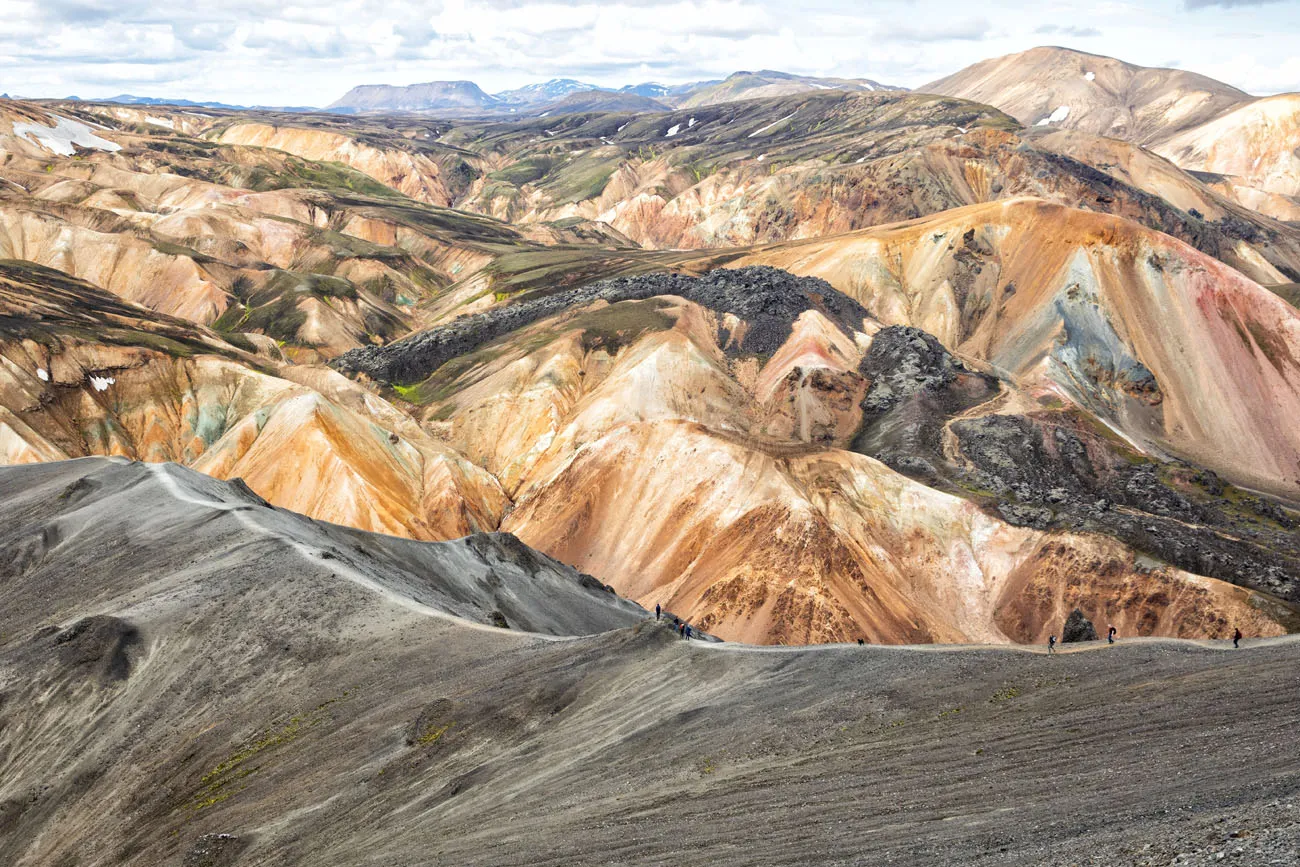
left=1, top=459, right=1299, bottom=867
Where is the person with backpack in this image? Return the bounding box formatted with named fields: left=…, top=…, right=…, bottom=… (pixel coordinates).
left=1107, top=626, right=1117, bottom=645
left=1233, top=627, right=1242, bottom=649
left=655, top=603, right=661, bottom=621
left=1048, top=635, right=1057, bottom=654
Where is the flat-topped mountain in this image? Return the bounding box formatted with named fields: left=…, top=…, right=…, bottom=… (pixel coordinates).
left=328, top=80, right=501, bottom=113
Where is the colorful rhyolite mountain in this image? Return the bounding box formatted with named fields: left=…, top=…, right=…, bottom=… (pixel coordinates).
left=3, top=48, right=1300, bottom=646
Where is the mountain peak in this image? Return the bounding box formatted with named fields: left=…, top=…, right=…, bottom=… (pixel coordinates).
left=327, top=80, right=499, bottom=112
left=921, top=46, right=1251, bottom=143
left=493, top=78, right=605, bottom=105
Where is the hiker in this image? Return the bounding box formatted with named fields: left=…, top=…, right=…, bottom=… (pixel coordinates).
left=678, top=622, right=686, bottom=637
left=1048, top=635, right=1057, bottom=654
left=685, top=624, right=693, bottom=639
left=655, top=603, right=661, bottom=621
left=857, top=638, right=864, bottom=646
left=1233, top=627, right=1242, bottom=649
left=1107, top=626, right=1117, bottom=645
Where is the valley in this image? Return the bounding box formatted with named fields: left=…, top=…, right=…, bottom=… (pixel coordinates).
left=6, top=62, right=1300, bottom=645
left=5, top=29, right=1300, bottom=863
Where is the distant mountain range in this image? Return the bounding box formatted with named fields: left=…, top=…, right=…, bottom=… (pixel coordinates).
left=674, top=70, right=902, bottom=109
left=494, top=78, right=605, bottom=105
left=535, top=90, right=671, bottom=114
left=81, top=94, right=319, bottom=113
left=490, top=78, right=714, bottom=105
left=63, top=69, right=904, bottom=117
left=326, top=70, right=905, bottom=115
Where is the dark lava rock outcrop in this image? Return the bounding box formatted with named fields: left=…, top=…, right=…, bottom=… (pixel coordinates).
left=51, top=615, right=141, bottom=684
left=333, top=266, right=871, bottom=385
left=1033, top=149, right=1300, bottom=284
left=837, top=323, right=1300, bottom=606
left=858, top=326, right=985, bottom=416
left=950, top=414, right=1300, bottom=602
left=1062, top=608, right=1099, bottom=643
left=851, top=325, right=998, bottom=474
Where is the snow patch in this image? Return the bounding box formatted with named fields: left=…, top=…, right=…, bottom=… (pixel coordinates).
left=757, top=154, right=766, bottom=162
left=687, top=117, right=696, bottom=128
left=145, top=116, right=175, bottom=129
left=13, top=115, right=121, bottom=156
left=1035, top=105, right=1071, bottom=126
left=36, top=368, right=49, bottom=382
left=809, top=83, right=832, bottom=90
left=860, top=83, right=875, bottom=91
left=748, top=111, right=797, bottom=138
left=665, top=123, right=681, bottom=137
left=1084, top=71, right=1096, bottom=81
left=89, top=375, right=115, bottom=392
left=617, top=122, right=629, bottom=132
left=539, top=111, right=551, bottom=117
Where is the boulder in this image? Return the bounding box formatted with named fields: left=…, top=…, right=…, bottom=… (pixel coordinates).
left=1062, top=608, right=1099, bottom=643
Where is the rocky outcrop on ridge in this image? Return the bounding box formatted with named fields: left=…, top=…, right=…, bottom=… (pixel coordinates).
left=333, top=266, right=872, bottom=385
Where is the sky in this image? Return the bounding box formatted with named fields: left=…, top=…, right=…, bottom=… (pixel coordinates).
left=0, top=0, right=1297, bottom=106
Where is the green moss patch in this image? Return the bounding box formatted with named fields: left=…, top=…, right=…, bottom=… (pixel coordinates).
left=185, top=693, right=349, bottom=814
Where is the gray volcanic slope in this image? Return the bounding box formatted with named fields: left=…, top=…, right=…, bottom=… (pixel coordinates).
left=2, top=459, right=1300, bottom=866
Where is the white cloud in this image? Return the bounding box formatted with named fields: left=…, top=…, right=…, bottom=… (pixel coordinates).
left=1195, top=53, right=1300, bottom=95
left=1185, top=0, right=1284, bottom=7
left=876, top=18, right=992, bottom=42
left=0, top=0, right=1295, bottom=104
